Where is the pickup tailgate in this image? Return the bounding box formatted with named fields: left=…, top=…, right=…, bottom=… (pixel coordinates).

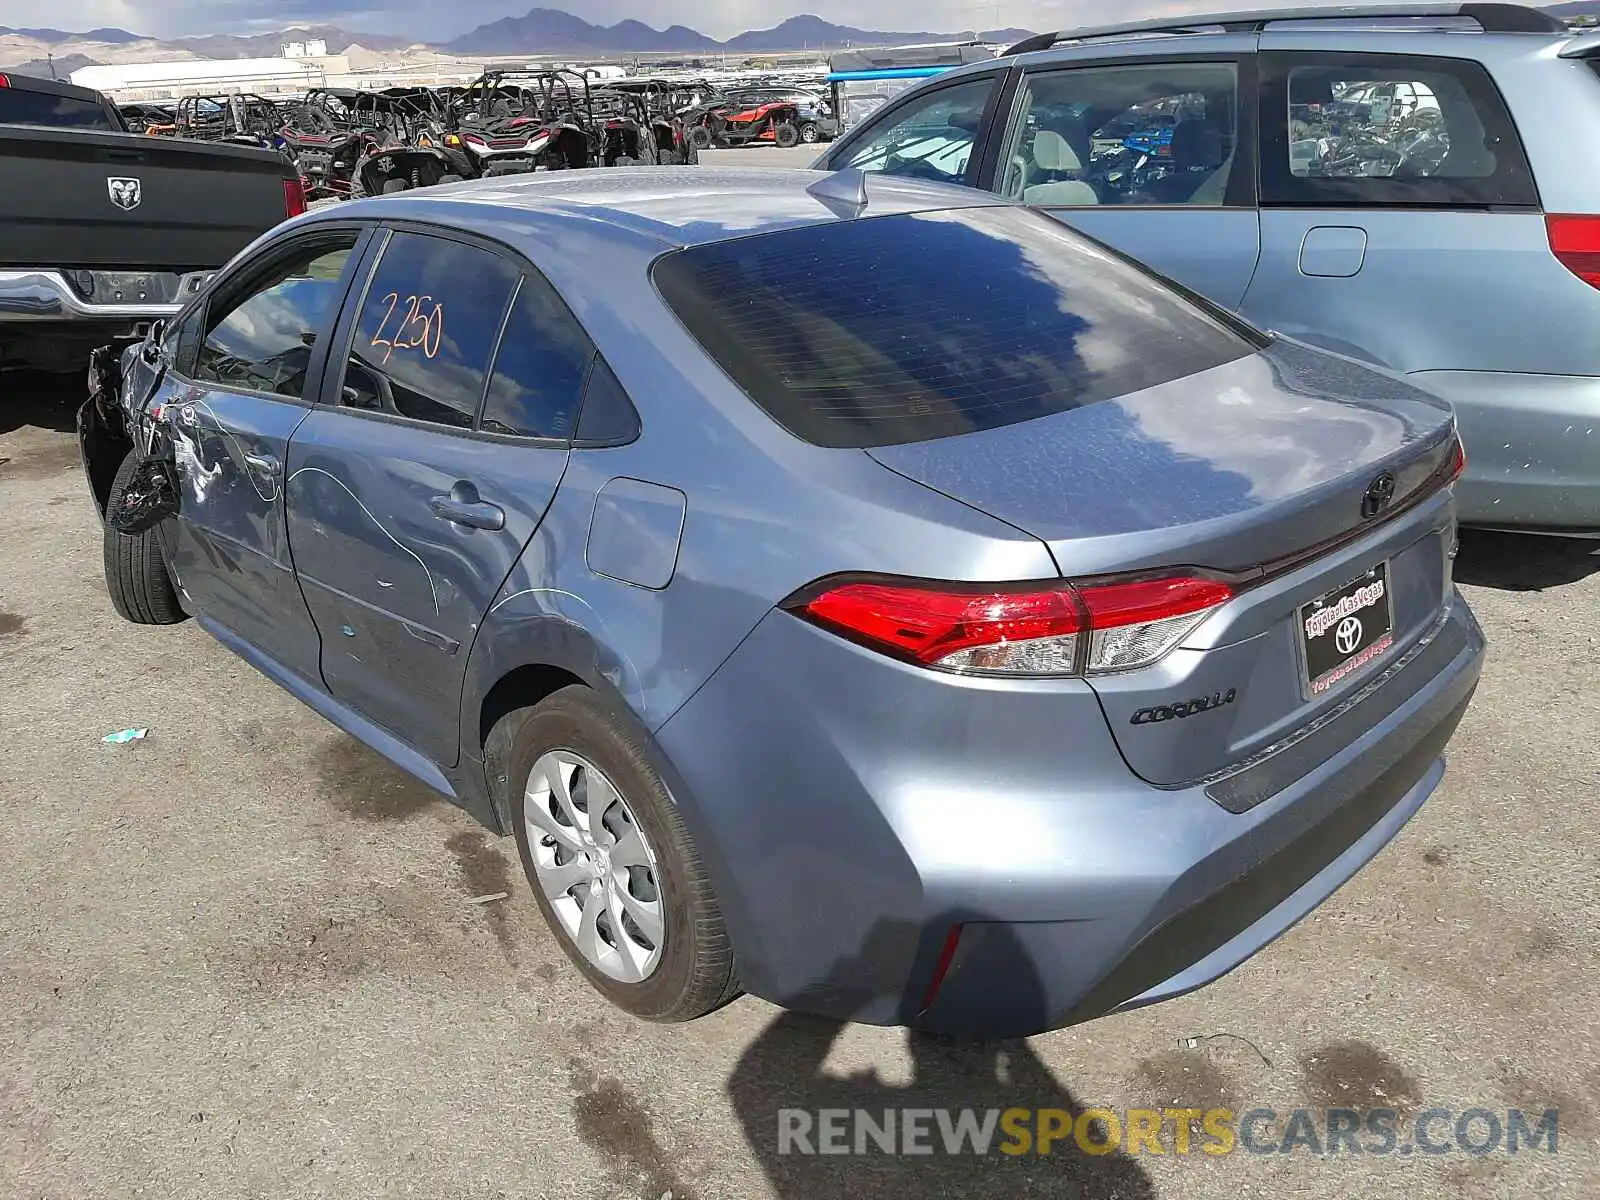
left=0, top=125, right=293, bottom=271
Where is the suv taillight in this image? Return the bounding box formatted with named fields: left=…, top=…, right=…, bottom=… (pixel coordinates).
left=784, top=573, right=1233, bottom=678
left=1546, top=214, right=1600, bottom=288
left=283, top=177, right=307, bottom=218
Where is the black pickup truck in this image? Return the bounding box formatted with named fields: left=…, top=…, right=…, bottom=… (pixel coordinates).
left=0, top=73, right=305, bottom=372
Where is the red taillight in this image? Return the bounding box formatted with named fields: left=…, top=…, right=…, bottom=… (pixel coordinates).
left=919, top=924, right=965, bottom=1014
left=787, top=572, right=1232, bottom=678
left=0, top=75, right=10, bottom=89
left=283, top=177, right=307, bottom=218
left=1449, top=434, right=1467, bottom=482
left=796, top=580, right=1084, bottom=671
left=1077, top=576, right=1236, bottom=631
left=1546, top=214, right=1600, bottom=288
left=1078, top=575, right=1237, bottom=674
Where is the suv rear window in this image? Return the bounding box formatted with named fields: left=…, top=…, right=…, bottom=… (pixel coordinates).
left=0, top=87, right=115, bottom=129
left=1263, top=52, right=1538, bottom=208
left=651, top=207, right=1264, bottom=449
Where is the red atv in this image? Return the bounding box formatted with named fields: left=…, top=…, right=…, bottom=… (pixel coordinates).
left=690, top=98, right=804, bottom=149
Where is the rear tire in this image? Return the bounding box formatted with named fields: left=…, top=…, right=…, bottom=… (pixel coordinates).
left=798, top=122, right=821, bottom=144
left=102, top=452, right=186, bottom=626
left=501, top=686, right=740, bottom=1022
left=381, top=178, right=409, bottom=194
left=687, top=126, right=712, bottom=151
left=774, top=122, right=801, bottom=149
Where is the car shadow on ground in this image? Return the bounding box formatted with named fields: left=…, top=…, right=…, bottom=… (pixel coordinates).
left=1454, top=529, right=1600, bottom=592
left=0, top=369, right=82, bottom=437
left=726, top=918, right=1156, bottom=1200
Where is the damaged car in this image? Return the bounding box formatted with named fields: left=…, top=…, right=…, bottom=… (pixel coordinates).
left=84, top=169, right=1483, bottom=1037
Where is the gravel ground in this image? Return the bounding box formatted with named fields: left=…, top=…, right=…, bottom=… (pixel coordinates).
left=1, top=372, right=1596, bottom=1200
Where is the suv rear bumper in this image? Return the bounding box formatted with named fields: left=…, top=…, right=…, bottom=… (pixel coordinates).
left=654, top=590, right=1484, bottom=1038
left=0, top=269, right=208, bottom=324
left=1413, top=368, right=1600, bottom=532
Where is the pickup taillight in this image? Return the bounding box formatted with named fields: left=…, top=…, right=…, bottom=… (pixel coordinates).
left=283, top=177, right=307, bottom=218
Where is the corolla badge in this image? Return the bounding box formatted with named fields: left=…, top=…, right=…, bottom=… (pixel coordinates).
left=107, top=177, right=142, bottom=211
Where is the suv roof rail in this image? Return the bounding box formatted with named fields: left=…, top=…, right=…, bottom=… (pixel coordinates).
left=1002, top=3, right=1567, bottom=55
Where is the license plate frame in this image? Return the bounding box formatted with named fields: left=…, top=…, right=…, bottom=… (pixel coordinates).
left=1297, top=562, right=1395, bottom=699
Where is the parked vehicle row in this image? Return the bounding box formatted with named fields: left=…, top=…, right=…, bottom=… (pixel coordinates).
left=105, top=71, right=839, bottom=202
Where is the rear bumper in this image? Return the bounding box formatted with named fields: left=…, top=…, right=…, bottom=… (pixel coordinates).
left=654, top=591, right=1484, bottom=1038
left=0, top=269, right=209, bottom=325
left=1411, top=369, right=1600, bottom=532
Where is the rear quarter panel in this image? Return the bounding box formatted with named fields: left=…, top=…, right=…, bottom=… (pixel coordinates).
left=452, top=206, right=1058, bottom=768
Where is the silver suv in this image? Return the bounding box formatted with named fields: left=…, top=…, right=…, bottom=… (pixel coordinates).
left=817, top=3, right=1600, bottom=534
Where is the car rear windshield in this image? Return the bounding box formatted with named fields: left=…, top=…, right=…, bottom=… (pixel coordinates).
left=0, top=87, right=116, bottom=129
left=651, top=206, right=1264, bottom=448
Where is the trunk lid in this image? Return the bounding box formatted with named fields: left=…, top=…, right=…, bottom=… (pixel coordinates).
left=868, top=340, right=1461, bottom=787
left=0, top=125, right=293, bottom=272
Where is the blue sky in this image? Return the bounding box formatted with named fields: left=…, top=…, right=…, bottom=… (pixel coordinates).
left=6, top=0, right=1399, bottom=42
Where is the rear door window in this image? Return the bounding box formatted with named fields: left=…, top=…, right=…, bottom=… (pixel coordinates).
left=1262, top=52, right=1537, bottom=207
left=652, top=206, right=1264, bottom=449
left=338, top=230, right=520, bottom=430
left=479, top=271, right=595, bottom=440
left=997, top=62, right=1243, bottom=207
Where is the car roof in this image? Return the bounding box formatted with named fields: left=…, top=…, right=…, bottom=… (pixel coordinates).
left=317, top=167, right=1003, bottom=254
left=904, top=3, right=1579, bottom=82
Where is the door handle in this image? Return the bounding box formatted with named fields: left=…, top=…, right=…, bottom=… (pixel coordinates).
left=430, top=482, right=504, bottom=531
left=244, top=452, right=282, bottom=476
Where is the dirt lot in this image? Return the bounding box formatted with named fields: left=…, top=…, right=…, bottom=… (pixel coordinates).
left=2, top=372, right=1597, bottom=1199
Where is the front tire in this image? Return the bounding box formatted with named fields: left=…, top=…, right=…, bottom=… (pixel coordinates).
left=502, top=686, right=739, bottom=1022
left=102, top=451, right=186, bottom=626
left=774, top=122, right=801, bottom=149
left=798, top=122, right=821, bottom=144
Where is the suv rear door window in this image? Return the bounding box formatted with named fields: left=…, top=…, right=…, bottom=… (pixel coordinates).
left=1262, top=52, right=1537, bottom=208
left=652, top=206, right=1264, bottom=449
left=338, top=231, right=520, bottom=430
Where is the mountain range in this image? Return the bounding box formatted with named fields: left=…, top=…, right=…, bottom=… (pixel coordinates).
left=443, top=11, right=1034, bottom=55
left=0, top=11, right=1033, bottom=74
left=6, top=2, right=1594, bottom=77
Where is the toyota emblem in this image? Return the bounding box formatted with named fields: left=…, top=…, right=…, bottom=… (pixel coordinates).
left=1361, top=471, right=1397, bottom=519
left=1335, top=616, right=1364, bottom=656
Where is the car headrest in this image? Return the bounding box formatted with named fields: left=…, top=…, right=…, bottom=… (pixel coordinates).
left=1033, top=129, right=1083, bottom=173
left=1171, top=119, right=1225, bottom=170
left=1290, top=73, right=1336, bottom=107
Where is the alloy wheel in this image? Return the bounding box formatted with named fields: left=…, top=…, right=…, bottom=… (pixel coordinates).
left=524, top=750, right=665, bottom=983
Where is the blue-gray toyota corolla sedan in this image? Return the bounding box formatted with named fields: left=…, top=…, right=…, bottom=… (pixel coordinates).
left=84, top=167, right=1484, bottom=1038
